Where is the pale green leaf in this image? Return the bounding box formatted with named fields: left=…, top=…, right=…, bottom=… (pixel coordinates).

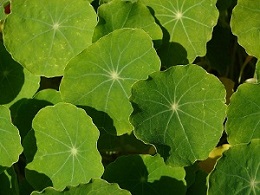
left=226, top=83, right=260, bottom=145
left=3, top=0, right=97, bottom=76
left=231, top=0, right=260, bottom=59
left=103, top=154, right=186, bottom=195
left=93, top=0, right=162, bottom=42
left=26, top=103, right=104, bottom=190
left=208, top=139, right=260, bottom=195
left=60, top=28, right=161, bottom=135
left=141, top=0, right=218, bottom=62
left=0, top=105, right=23, bottom=167
left=130, top=65, right=226, bottom=166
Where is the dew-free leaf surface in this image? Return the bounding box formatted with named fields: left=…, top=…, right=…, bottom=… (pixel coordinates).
left=103, top=154, right=186, bottom=195
left=130, top=65, right=226, bottom=166
left=226, top=83, right=260, bottom=145
left=3, top=0, right=97, bottom=76
left=208, top=139, right=260, bottom=195
left=231, top=0, right=260, bottom=59
left=31, top=179, right=131, bottom=195
left=60, top=28, right=161, bottom=135
left=93, top=0, right=162, bottom=42
left=141, top=0, right=218, bottom=62
left=0, top=105, right=23, bottom=167
left=26, top=103, right=104, bottom=190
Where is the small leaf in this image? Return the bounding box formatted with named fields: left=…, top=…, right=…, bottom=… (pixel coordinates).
left=226, top=83, right=260, bottom=145
left=130, top=65, right=226, bottom=166
left=61, top=28, right=161, bottom=135
left=141, top=0, right=218, bottom=62
left=231, top=0, right=260, bottom=59
left=103, top=154, right=186, bottom=195
left=93, top=0, right=162, bottom=42
left=3, top=0, right=97, bottom=76
left=0, top=105, right=23, bottom=167
left=26, top=103, right=104, bottom=190
left=207, top=139, right=260, bottom=195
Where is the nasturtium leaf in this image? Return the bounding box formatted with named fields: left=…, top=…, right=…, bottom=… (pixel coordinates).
left=3, top=0, right=97, bottom=77
left=207, top=139, right=260, bottom=195
left=31, top=179, right=131, bottom=195
left=140, top=0, right=218, bottom=62
left=0, top=41, right=40, bottom=106
left=34, top=89, right=62, bottom=104
left=26, top=103, right=104, bottom=190
left=60, top=28, right=161, bottom=135
left=130, top=65, right=226, bottom=166
left=226, top=83, right=260, bottom=145
left=231, top=0, right=260, bottom=59
left=93, top=0, right=162, bottom=42
left=0, top=105, right=23, bottom=167
left=103, top=154, right=186, bottom=195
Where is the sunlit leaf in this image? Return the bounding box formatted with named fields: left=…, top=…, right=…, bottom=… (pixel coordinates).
left=60, top=28, right=161, bottom=135
left=26, top=103, right=104, bottom=190
left=3, top=0, right=97, bottom=76
left=130, top=65, right=226, bottom=166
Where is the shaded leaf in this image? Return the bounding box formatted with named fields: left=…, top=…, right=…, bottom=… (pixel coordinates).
left=130, top=65, right=226, bottom=166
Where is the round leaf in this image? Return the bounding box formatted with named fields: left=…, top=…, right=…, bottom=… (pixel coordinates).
left=231, top=0, right=260, bottom=59
left=60, top=28, right=161, bottom=135
left=208, top=139, right=260, bottom=195
left=93, top=0, right=162, bottom=42
left=130, top=65, right=226, bottom=166
left=141, top=0, right=218, bottom=62
left=103, top=154, right=186, bottom=195
left=226, top=83, right=260, bottom=145
left=26, top=103, right=104, bottom=190
left=3, top=0, right=97, bottom=76
left=0, top=105, right=23, bottom=167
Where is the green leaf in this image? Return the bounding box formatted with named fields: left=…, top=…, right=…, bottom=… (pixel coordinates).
left=141, top=0, right=218, bottom=62
left=3, top=0, right=97, bottom=77
left=93, top=0, right=162, bottom=42
left=0, top=41, right=40, bottom=106
left=226, top=83, right=260, bottom=145
left=0, top=105, right=23, bottom=168
left=207, top=139, right=260, bottom=195
left=31, top=179, right=131, bottom=195
left=26, top=103, right=104, bottom=190
left=231, top=0, right=260, bottom=59
left=103, top=154, right=186, bottom=195
left=130, top=65, right=226, bottom=166
left=34, top=89, right=62, bottom=105
left=60, top=28, right=161, bottom=135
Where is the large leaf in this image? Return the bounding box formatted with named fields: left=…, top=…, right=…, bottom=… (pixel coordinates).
left=231, top=0, right=260, bottom=59
left=207, top=139, right=260, bottom=195
left=103, top=154, right=186, bottom=195
left=226, top=83, right=260, bottom=145
left=60, top=28, right=161, bottom=135
left=31, top=179, right=131, bottom=195
left=3, top=0, right=97, bottom=76
left=141, top=0, right=218, bottom=62
left=26, top=103, right=104, bottom=190
left=0, top=105, right=23, bottom=168
left=93, top=0, right=162, bottom=42
left=0, top=41, right=40, bottom=106
left=130, top=65, right=226, bottom=166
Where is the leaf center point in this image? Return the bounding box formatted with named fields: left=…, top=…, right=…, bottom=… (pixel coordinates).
left=53, top=23, right=60, bottom=30
left=175, top=11, right=183, bottom=19
left=70, top=147, right=78, bottom=156
left=171, top=102, right=179, bottom=112
left=110, top=71, right=119, bottom=80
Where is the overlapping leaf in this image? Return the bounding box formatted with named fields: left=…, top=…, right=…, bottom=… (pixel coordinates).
left=26, top=103, right=104, bottom=190
left=130, top=65, right=226, bottom=166
left=60, top=28, right=161, bottom=135
left=226, top=83, right=260, bottom=145
left=208, top=139, right=260, bottom=195
left=0, top=106, right=23, bottom=168
left=93, top=0, right=162, bottom=42
left=141, top=0, right=218, bottom=62
left=231, top=0, right=260, bottom=59
left=3, top=0, right=97, bottom=76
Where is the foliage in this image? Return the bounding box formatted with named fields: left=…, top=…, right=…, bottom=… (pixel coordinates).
left=0, top=0, right=259, bottom=194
